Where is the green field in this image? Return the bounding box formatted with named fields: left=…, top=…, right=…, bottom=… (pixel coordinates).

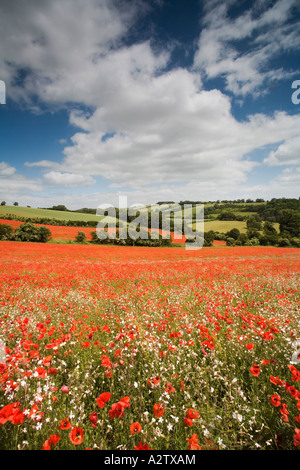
left=0, top=205, right=102, bottom=222
left=0, top=204, right=281, bottom=236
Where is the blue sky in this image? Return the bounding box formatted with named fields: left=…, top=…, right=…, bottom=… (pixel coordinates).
left=0, top=0, right=300, bottom=209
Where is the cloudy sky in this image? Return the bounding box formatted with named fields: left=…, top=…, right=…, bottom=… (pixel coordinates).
left=0, top=0, right=300, bottom=209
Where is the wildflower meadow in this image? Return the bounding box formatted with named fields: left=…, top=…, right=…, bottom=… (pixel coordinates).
left=0, top=241, right=300, bottom=451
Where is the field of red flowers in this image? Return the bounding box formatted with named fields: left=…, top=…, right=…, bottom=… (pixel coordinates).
left=0, top=219, right=188, bottom=244
left=0, top=241, right=300, bottom=450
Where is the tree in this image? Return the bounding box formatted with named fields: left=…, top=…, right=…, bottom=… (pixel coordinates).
left=0, top=223, right=13, bottom=240
left=278, top=209, right=300, bottom=238
left=218, top=211, right=236, bottom=221
left=236, top=233, right=248, bottom=246
left=14, top=223, right=51, bottom=243
left=246, top=215, right=262, bottom=231
left=226, top=237, right=236, bottom=246
left=260, top=221, right=278, bottom=246
left=1, top=201, right=6, bottom=206
left=51, top=205, right=68, bottom=211
left=13, top=202, right=18, bottom=206
left=226, top=228, right=240, bottom=240
left=75, top=231, right=87, bottom=243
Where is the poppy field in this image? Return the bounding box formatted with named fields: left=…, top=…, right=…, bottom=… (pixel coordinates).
left=0, top=241, right=300, bottom=450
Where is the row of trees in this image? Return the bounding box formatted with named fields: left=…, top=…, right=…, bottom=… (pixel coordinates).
left=0, top=213, right=98, bottom=227
left=223, top=217, right=300, bottom=247
left=0, top=222, right=52, bottom=243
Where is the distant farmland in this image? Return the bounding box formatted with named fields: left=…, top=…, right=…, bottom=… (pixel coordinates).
left=0, top=205, right=102, bottom=222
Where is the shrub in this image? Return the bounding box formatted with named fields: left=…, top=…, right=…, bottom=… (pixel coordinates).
left=0, top=223, right=13, bottom=240
left=75, top=231, right=87, bottom=243
left=13, top=223, right=51, bottom=243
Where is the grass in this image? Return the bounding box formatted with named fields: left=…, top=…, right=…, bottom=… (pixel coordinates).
left=0, top=205, right=102, bottom=222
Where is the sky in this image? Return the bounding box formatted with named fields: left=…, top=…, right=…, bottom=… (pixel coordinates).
left=0, top=0, right=300, bottom=210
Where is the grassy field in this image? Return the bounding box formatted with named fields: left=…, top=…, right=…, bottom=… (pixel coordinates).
left=0, top=205, right=102, bottom=222
left=0, top=205, right=280, bottom=238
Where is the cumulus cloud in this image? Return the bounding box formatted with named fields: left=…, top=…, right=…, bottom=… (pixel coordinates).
left=43, top=171, right=96, bottom=187
left=263, top=136, right=300, bottom=166
left=194, top=0, right=300, bottom=96
left=0, top=162, right=16, bottom=177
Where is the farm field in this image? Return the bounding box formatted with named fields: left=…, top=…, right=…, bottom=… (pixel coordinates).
left=0, top=205, right=102, bottom=223
left=0, top=242, right=300, bottom=450
left=0, top=219, right=186, bottom=244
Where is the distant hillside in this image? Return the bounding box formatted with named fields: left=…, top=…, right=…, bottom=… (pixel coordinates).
left=0, top=205, right=102, bottom=224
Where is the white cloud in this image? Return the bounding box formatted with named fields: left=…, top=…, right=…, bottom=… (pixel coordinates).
left=0, top=0, right=299, bottom=208
left=43, top=171, right=96, bottom=187
left=194, top=0, right=300, bottom=96
left=0, top=162, right=16, bottom=177
left=263, top=136, right=300, bottom=166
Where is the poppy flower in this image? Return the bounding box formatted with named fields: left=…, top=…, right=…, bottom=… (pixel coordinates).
left=184, top=408, right=199, bottom=427
left=134, top=442, right=152, bottom=450
left=295, top=414, right=300, bottom=423
left=60, top=385, right=69, bottom=393
left=165, top=382, right=175, bottom=394
left=250, top=364, right=260, bottom=377
left=130, top=422, right=142, bottom=434
left=58, top=417, right=72, bottom=430
left=270, top=394, right=281, bottom=407
left=185, top=408, right=199, bottom=420
left=109, top=402, right=125, bottom=419
left=89, top=412, right=98, bottom=428
left=280, top=404, right=289, bottom=422
left=187, top=434, right=201, bottom=450
left=153, top=403, right=164, bottom=418
left=42, top=434, right=60, bottom=450
left=288, top=364, right=300, bottom=382
left=294, top=429, right=300, bottom=446
left=96, top=392, right=111, bottom=408
left=148, top=375, right=160, bottom=387
left=69, top=427, right=84, bottom=445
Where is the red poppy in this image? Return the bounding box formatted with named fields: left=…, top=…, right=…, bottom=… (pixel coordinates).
left=134, top=442, right=152, bottom=450
left=185, top=408, right=199, bottom=420
left=96, top=392, right=111, bottom=408
left=288, top=364, right=300, bottom=382
left=42, top=434, right=60, bottom=450
left=109, top=402, right=125, bottom=419
left=89, top=412, right=98, bottom=428
left=58, top=417, right=72, bottom=430
left=295, top=414, right=300, bottom=423
left=148, top=375, right=160, bottom=387
left=187, top=433, right=201, bottom=450
left=130, top=422, right=142, bottom=434
left=250, top=364, right=260, bottom=377
left=69, top=426, right=84, bottom=445
left=42, top=355, right=52, bottom=367
left=270, top=394, right=281, bottom=407
left=0, top=402, right=25, bottom=425
left=270, top=375, right=285, bottom=386
left=153, top=403, right=164, bottom=418
left=165, top=382, right=175, bottom=394
left=280, top=404, right=289, bottom=422
left=294, top=428, right=300, bottom=446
